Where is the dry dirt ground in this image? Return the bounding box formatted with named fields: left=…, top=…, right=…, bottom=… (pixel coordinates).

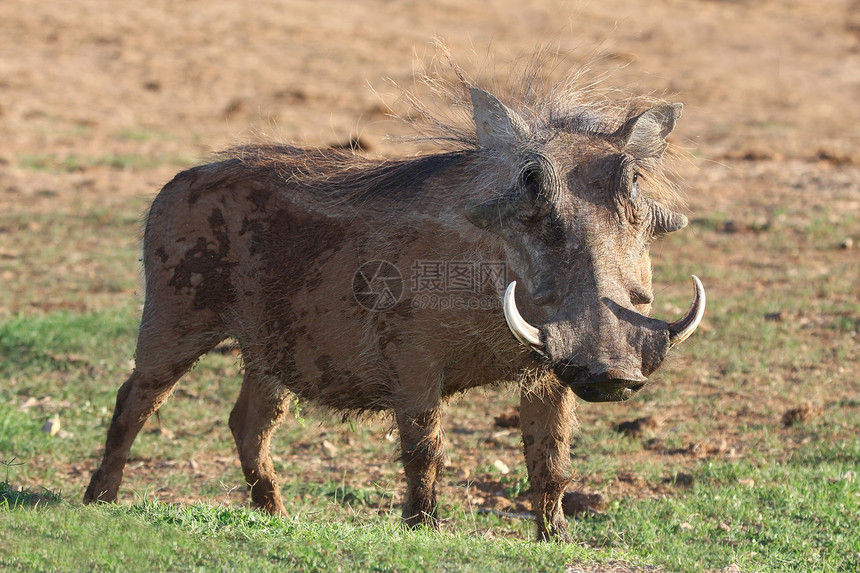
left=1, top=0, right=859, bottom=570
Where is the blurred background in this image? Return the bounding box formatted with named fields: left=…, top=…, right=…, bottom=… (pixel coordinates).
left=0, top=0, right=858, bottom=559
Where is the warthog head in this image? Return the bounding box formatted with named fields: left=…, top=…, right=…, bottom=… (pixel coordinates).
left=466, top=87, right=704, bottom=402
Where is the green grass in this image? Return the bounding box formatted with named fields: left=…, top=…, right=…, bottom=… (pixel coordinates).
left=570, top=446, right=860, bottom=572
left=1, top=438, right=857, bottom=572
left=0, top=310, right=136, bottom=369
left=0, top=498, right=604, bottom=573
left=1, top=460, right=63, bottom=509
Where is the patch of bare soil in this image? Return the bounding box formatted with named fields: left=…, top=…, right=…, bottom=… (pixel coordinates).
left=565, top=562, right=666, bottom=573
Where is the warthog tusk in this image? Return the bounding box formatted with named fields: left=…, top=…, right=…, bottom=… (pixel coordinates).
left=503, top=281, right=545, bottom=351
left=668, top=275, right=706, bottom=347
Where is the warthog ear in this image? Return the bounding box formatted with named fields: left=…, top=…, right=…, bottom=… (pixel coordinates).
left=465, top=195, right=518, bottom=230
left=471, top=87, right=530, bottom=162
left=618, top=103, right=683, bottom=159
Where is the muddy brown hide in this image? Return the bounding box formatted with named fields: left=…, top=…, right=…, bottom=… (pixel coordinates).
left=84, top=85, right=697, bottom=542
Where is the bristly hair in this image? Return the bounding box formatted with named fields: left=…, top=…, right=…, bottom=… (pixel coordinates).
left=389, top=40, right=622, bottom=147
left=388, top=40, right=685, bottom=206
left=217, top=41, right=685, bottom=208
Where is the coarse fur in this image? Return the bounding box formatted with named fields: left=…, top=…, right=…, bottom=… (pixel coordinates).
left=84, top=47, right=697, bottom=542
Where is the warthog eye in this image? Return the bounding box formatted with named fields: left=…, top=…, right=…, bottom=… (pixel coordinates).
left=521, top=165, right=542, bottom=199
left=631, top=172, right=640, bottom=201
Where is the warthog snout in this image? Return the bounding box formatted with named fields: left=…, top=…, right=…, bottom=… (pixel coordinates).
left=505, top=277, right=706, bottom=402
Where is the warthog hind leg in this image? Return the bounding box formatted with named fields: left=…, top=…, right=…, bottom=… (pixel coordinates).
left=520, top=380, right=576, bottom=542
left=228, top=366, right=288, bottom=515
left=396, top=408, right=445, bottom=529
left=84, top=319, right=223, bottom=505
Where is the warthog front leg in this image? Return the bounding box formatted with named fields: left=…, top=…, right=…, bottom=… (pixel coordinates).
left=396, top=408, right=445, bottom=529
left=520, top=380, right=576, bottom=542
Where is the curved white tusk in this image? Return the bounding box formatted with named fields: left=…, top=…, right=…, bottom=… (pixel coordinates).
left=503, top=281, right=544, bottom=350
left=668, top=275, right=706, bottom=347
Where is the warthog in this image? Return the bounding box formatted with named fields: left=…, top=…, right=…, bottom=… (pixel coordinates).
left=84, top=62, right=704, bottom=541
